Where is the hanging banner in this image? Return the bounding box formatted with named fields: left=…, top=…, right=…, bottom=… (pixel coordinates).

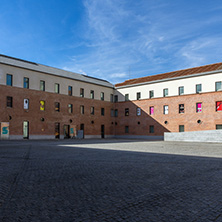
left=1, top=122, right=9, bottom=139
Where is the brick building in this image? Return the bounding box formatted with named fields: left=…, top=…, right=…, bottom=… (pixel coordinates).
left=0, top=54, right=222, bottom=139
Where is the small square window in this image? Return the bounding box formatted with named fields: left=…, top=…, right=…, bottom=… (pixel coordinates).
left=6, top=74, right=13, bottom=86
left=179, top=125, right=184, bottom=132
left=137, top=92, right=141, bottom=100
left=125, top=126, right=129, bottom=133
left=68, top=86, right=72, bottom=96
left=101, top=108, right=105, bottom=116
left=40, top=80, right=45, bottom=91
left=216, top=82, right=222, bottom=91
left=80, top=105, right=84, bottom=114
left=163, top=88, right=168, bottom=97
left=91, top=106, right=94, bottom=115
left=24, top=77, right=29, bottom=89
left=179, top=104, right=184, bottom=113
left=40, top=100, right=45, bottom=111
left=90, top=90, right=94, bottom=99
left=68, top=104, right=73, bottom=113
left=55, top=83, right=60, bottom=93
left=125, top=94, right=129, bottom=101
left=101, top=92, right=104, bottom=101
left=196, top=84, right=202, bottom=93
left=150, top=106, right=154, bottom=115
left=179, top=86, right=184, bottom=95
left=6, top=96, right=13, bottom=107
left=149, top=125, right=154, bottom=133
left=55, top=102, right=60, bottom=112
left=80, top=88, right=84, bottom=97
left=216, top=101, right=222, bottom=111
left=149, top=90, right=154, bottom=99
left=163, top=105, right=168, bottom=114
left=125, top=108, right=129, bottom=116
left=196, top=103, right=202, bottom=113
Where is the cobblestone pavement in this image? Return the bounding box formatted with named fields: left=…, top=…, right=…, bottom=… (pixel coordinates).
left=0, top=139, right=222, bottom=222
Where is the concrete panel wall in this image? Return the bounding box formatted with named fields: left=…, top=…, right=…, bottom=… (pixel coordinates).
left=164, top=130, right=222, bottom=142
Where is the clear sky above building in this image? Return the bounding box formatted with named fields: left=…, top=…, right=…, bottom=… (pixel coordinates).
left=1, top=0, right=222, bottom=84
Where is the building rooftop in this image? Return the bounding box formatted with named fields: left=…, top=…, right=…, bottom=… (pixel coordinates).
left=0, top=54, right=113, bottom=88
left=115, top=62, right=222, bottom=87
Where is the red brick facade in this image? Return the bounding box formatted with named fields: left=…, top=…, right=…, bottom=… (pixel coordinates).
left=0, top=85, right=115, bottom=139
left=114, top=91, right=222, bottom=136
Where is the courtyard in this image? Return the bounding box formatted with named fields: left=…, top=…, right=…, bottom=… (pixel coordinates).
left=0, top=139, right=222, bottom=221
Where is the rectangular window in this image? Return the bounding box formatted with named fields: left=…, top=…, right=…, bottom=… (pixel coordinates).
left=40, top=80, right=45, bottom=91
left=179, top=125, right=184, bottom=132
left=179, top=86, right=184, bottom=95
left=216, top=101, right=222, bottom=111
left=24, top=77, right=29, bottom=89
left=68, top=86, right=72, bottom=96
left=137, top=107, right=141, bottom=116
left=101, top=92, right=104, bottom=101
left=150, top=106, right=154, bottom=115
left=114, top=109, right=118, bottom=117
left=40, top=100, right=45, bottom=111
left=101, top=108, right=105, bottom=116
left=125, top=94, right=129, bottom=101
left=179, top=104, right=184, bottom=113
left=6, top=74, right=13, bottom=86
left=149, top=125, right=154, bottom=133
left=90, top=90, right=94, bottom=99
left=137, top=92, right=141, bottom=100
left=80, top=88, right=84, bottom=97
left=216, top=124, right=222, bottom=130
left=90, top=106, right=94, bottom=115
left=163, top=88, right=168, bottom=97
left=111, top=109, right=114, bottom=117
left=24, top=99, right=29, bottom=109
left=110, top=94, right=114, bottom=102
left=125, top=108, right=129, bottom=116
left=125, top=126, right=129, bottom=133
left=163, top=105, right=168, bottom=114
left=114, top=95, right=118, bottom=103
left=196, top=103, right=202, bottom=113
left=80, top=105, right=84, bottom=114
left=149, top=90, right=154, bottom=99
left=6, top=96, right=13, bottom=107
left=55, top=102, right=60, bottom=112
left=196, top=84, right=202, bottom=93
left=216, top=82, right=222, bottom=91
left=55, top=83, right=60, bottom=93
left=68, top=104, right=73, bottom=113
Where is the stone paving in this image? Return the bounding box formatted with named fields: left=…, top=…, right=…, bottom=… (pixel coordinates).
left=0, top=139, right=222, bottom=221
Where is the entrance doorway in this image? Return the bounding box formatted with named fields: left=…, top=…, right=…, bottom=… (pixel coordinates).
left=23, top=121, right=29, bottom=139
left=55, top=123, right=60, bottom=139
left=64, top=125, right=70, bottom=139
left=101, top=125, right=105, bottom=138
left=80, top=124, right=84, bottom=138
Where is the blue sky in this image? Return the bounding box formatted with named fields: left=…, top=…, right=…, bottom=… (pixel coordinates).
left=1, top=0, right=222, bottom=84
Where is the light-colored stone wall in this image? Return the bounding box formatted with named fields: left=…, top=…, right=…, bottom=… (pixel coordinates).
left=115, top=72, right=222, bottom=102
left=164, top=130, right=222, bottom=142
